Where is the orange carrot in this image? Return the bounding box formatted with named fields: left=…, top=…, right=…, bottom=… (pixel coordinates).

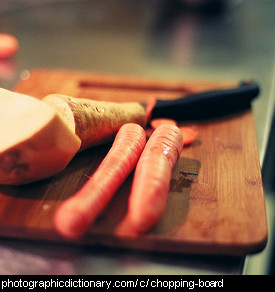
left=54, top=123, right=146, bottom=239
left=126, top=124, right=183, bottom=233
left=150, top=119, right=197, bottom=146
left=150, top=118, right=178, bottom=129
left=145, top=97, right=157, bottom=121
left=180, top=126, right=197, bottom=146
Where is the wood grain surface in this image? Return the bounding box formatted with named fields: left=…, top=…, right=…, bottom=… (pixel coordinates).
left=0, top=69, right=267, bottom=255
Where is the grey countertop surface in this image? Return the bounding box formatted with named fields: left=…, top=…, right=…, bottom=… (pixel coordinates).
left=0, top=0, right=274, bottom=275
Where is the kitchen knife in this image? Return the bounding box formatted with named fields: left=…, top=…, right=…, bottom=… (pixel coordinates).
left=148, top=80, right=260, bottom=121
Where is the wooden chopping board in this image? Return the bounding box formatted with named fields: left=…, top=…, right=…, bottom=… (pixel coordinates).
left=0, top=69, right=267, bottom=255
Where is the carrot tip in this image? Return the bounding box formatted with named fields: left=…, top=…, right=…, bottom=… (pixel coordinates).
left=129, top=218, right=152, bottom=234
left=115, top=215, right=140, bottom=237
left=54, top=207, right=90, bottom=240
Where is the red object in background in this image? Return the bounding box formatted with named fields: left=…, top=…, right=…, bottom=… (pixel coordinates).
left=0, top=33, right=19, bottom=59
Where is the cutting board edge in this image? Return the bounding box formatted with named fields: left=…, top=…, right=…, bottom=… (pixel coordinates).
left=82, top=230, right=268, bottom=256
left=0, top=223, right=267, bottom=256
left=12, top=68, right=239, bottom=97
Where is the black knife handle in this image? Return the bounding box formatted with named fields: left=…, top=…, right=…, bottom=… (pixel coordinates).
left=150, top=80, right=260, bottom=121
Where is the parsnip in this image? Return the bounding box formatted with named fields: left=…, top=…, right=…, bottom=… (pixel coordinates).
left=0, top=88, right=147, bottom=185
left=43, top=94, right=147, bottom=150
left=0, top=89, right=81, bottom=185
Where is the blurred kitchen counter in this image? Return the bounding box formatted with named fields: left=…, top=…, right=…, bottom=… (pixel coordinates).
left=0, top=0, right=274, bottom=275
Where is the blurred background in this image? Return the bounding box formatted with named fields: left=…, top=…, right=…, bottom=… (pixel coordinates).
left=0, top=0, right=274, bottom=274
